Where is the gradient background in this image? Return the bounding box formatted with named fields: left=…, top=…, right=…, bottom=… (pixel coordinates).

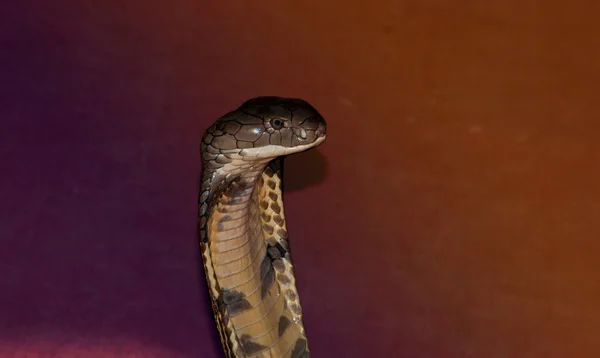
left=2, top=1, right=600, bottom=357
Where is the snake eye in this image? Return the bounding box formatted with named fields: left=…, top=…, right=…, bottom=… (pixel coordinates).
left=271, top=118, right=283, bottom=130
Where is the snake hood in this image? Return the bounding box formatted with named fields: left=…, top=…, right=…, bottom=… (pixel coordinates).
left=201, top=96, right=327, bottom=161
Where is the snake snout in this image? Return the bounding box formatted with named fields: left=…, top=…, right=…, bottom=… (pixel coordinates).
left=300, top=115, right=327, bottom=139
left=316, top=122, right=326, bottom=138
left=313, top=118, right=327, bottom=139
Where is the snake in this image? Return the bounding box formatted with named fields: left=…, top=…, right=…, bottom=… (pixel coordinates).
left=198, top=96, right=327, bottom=357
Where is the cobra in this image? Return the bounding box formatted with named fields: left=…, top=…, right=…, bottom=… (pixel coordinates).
left=198, top=96, right=327, bottom=357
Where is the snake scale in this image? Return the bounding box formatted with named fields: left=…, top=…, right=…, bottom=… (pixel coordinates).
left=198, top=97, right=327, bottom=357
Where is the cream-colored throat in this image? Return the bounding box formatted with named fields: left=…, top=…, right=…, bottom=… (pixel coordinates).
left=206, top=161, right=310, bottom=357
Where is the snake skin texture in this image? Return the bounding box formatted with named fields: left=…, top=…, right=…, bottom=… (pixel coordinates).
left=198, top=97, right=327, bottom=357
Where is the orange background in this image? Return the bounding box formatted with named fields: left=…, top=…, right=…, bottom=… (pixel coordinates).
left=2, top=1, right=600, bottom=357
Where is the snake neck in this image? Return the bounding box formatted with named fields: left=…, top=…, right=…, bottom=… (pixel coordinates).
left=209, top=164, right=267, bottom=241
left=199, top=156, right=270, bottom=227
left=200, top=157, right=311, bottom=358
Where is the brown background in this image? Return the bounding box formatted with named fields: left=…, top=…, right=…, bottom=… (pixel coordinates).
left=1, top=1, right=599, bottom=357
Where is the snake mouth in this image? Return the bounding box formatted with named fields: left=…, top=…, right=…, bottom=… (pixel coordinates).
left=313, top=134, right=326, bottom=144
left=237, top=135, right=326, bottom=159
left=298, top=133, right=326, bottom=150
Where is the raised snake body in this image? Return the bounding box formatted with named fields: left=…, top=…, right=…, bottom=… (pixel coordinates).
left=198, top=97, right=327, bottom=357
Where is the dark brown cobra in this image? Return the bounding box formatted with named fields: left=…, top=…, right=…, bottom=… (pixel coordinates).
left=198, top=97, right=327, bottom=357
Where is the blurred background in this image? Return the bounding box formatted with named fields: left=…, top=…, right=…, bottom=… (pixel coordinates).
left=1, top=1, right=600, bottom=357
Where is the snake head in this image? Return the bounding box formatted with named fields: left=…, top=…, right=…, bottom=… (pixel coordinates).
left=202, top=97, right=326, bottom=158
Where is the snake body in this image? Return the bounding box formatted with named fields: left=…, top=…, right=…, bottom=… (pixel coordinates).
left=198, top=97, right=327, bottom=357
